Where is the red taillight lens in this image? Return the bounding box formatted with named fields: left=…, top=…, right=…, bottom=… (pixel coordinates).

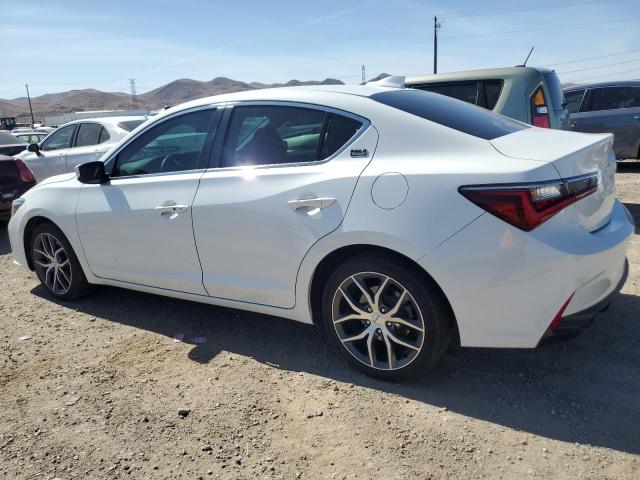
left=459, top=173, right=599, bottom=231
left=531, top=86, right=550, bottom=129
left=14, top=159, right=35, bottom=184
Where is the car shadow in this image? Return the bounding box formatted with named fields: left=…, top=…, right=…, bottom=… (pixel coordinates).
left=623, top=202, right=640, bottom=234
left=31, top=282, right=640, bottom=455
left=617, top=160, right=640, bottom=173
left=0, top=224, right=11, bottom=255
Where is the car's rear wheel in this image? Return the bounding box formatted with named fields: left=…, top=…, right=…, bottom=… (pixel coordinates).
left=30, top=223, right=92, bottom=300
left=322, top=253, right=454, bottom=381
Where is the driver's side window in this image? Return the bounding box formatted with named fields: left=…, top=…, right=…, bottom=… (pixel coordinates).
left=41, top=125, right=76, bottom=151
left=112, top=109, right=216, bottom=177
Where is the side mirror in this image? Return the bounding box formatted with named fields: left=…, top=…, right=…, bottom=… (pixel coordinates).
left=76, top=161, right=109, bottom=184
left=27, top=143, right=40, bottom=153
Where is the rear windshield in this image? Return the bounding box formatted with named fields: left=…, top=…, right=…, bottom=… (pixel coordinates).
left=0, top=131, right=20, bottom=145
left=371, top=89, right=527, bottom=140
left=117, top=120, right=145, bottom=132
left=542, top=72, right=566, bottom=111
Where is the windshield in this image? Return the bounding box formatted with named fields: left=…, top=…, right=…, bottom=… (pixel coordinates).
left=371, top=89, right=527, bottom=140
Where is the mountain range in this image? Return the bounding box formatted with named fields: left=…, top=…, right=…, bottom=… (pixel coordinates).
left=0, top=76, right=351, bottom=122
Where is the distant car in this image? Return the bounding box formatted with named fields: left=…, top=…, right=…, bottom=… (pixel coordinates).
left=405, top=67, right=570, bottom=130
left=16, top=116, right=147, bottom=182
left=0, top=130, right=29, bottom=156
left=564, top=81, right=640, bottom=160
left=0, top=154, right=35, bottom=223
left=13, top=131, right=48, bottom=145
left=7, top=84, right=632, bottom=380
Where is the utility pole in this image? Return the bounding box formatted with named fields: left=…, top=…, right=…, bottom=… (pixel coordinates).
left=361, top=65, right=366, bottom=84
left=129, top=78, right=137, bottom=109
left=433, top=16, right=441, bottom=74
left=25, top=84, right=35, bottom=126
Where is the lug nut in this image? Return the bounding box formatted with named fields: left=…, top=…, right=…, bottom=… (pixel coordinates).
left=367, top=307, right=373, bottom=313
left=366, top=320, right=370, bottom=325
left=386, top=322, right=391, bottom=327
left=376, top=328, right=382, bottom=334
left=380, top=307, right=387, bottom=313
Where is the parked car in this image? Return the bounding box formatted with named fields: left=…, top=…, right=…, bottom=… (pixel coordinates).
left=405, top=66, right=570, bottom=130
left=0, top=130, right=29, bottom=156
left=564, top=81, right=640, bottom=160
left=8, top=84, right=632, bottom=380
left=0, top=154, right=35, bottom=223
left=16, top=116, right=147, bottom=182
left=12, top=131, right=48, bottom=145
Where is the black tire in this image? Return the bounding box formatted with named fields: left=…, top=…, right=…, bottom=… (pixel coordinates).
left=29, top=222, right=93, bottom=301
left=321, top=253, right=454, bottom=381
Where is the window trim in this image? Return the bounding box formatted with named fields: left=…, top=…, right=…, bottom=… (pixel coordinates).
left=103, top=105, right=223, bottom=180
left=564, top=89, right=586, bottom=114
left=206, top=100, right=370, bottom=172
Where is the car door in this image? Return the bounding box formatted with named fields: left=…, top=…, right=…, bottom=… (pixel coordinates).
left=23, top=124, right=77, bottom=181
left=192, top=103, right=378, bottom=308
left=571, top=86, right=640, bottom=159
left=67, top=122, right=109, bottom=171
left=76, top=107, right=221, bottom=294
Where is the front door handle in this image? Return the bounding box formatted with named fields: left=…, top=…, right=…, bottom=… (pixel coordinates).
left=287, top=197, right=336, bottom=211
left=154, top=202, right=189, bottom=216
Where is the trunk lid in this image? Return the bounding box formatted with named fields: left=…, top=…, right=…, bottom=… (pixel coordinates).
left=490, top=128, right=616, bottom=231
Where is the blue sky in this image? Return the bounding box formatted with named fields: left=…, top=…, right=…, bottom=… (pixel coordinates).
left=1, top=0, right=639, bottom=98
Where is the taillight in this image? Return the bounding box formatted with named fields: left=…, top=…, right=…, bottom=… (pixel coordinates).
left=15, top=159, right=35, bottom=183
left=459, top=173, right=598, bottom=231
left=531, top=86, right=550, bottom=128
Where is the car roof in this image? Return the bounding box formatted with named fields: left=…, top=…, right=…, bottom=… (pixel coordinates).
left=564, top=80, right=640, bottom=91
left=405, top=66, right=553, bottom=85
left=58, top=116, right=148, bottom=128
left=157, top=84, right=402, bottom=116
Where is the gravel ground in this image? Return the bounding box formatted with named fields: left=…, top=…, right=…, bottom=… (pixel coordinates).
left=1, top=166, right=639, bottom=480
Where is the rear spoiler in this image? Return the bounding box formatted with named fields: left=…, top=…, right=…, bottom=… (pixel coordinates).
left=366, top=75, right=406, bottom=89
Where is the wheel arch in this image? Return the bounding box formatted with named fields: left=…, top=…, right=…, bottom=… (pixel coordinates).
left=308, top=244, right=460, bottom=342
left=22, top=215, right=63, bottom=271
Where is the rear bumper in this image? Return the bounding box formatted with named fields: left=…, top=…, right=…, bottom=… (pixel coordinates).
left=419, top=199, right=634, bottom=348
left=539, top=259, right=628, bottom=344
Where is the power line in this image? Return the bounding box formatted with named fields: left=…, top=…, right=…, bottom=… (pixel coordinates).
left=558, top=57, right=640, bottom=74
left=542, top=48, right=640, bottom=67
left=441, top=17, right=640, bottom=39
left=439, top=0, right=630, bottom=20
left=566, top=67, right=640, bottom=83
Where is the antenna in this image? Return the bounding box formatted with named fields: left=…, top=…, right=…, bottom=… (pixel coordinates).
left=433, top=16, right=441, bottom=74
left=25, top=84, right=35, bottom=127
left=361, top=65, right=366, bottom=84
left=518, top=46, right=535, bottom=67
left=129, top=78, right=137, bottom=108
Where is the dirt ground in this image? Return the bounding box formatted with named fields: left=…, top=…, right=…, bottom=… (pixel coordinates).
left=1, top=166, right=639, bottom=480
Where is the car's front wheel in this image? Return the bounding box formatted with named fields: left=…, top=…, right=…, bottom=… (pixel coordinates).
left=322, top=254, right=454, bottom=381
left=30, top=222, right=92, bottom=300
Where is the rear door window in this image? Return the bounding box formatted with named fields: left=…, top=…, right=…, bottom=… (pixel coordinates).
left=371, top=89, right=527, bottom=140
left=565, top=90, right=585, bottom=113
left=222, top=106, right=363, bottom=167
left=75, top=123, right=103, bottom=147
left=588, top=87, right=640, bottom=111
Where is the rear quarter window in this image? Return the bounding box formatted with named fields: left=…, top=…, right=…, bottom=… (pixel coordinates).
left=371, top=89, right=527, bottom=140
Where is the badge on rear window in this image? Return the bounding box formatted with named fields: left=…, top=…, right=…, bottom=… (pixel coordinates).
left=351, top=149, right=368, bottom=158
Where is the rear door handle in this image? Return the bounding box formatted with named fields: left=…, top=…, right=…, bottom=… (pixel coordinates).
left=287, top=197, right=335, bottom=211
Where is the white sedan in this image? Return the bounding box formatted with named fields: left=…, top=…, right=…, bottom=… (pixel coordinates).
left=15, top=116, right=147, bottom=182
left=7, top=82, right=633, bottom=380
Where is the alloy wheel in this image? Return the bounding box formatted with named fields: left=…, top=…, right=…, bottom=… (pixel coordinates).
left=33, top=232, right=73, bottom=295
left=331, top=272, right=425, bottom=371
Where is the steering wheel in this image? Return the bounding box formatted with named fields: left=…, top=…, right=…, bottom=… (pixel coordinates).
left=160, top=154, right=188, bottom=173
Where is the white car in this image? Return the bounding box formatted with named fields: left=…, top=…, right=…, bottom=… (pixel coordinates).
left=7, top=83, right=633, bottom=380
left=15, top=116, right=147, bottom=182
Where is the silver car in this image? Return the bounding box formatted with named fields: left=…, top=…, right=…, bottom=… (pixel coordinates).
left=405, top=66, right=570, bottom=130
left=564, top=81, right=640, bottom=160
